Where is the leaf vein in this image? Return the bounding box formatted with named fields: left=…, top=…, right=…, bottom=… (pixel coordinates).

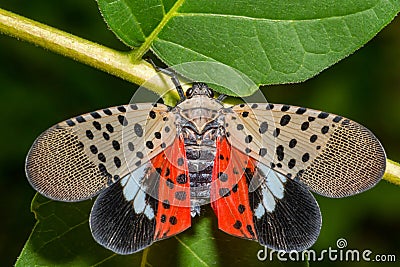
left=130, top=0, right=186, bottom=61
left=175, top=6, right=381, bottom=22
left=36, top=218, right=88, bottom=252
left=90, top=253, right=117, bottom=266
left=174, top=236, right=210, bottom=267
left=154, top=38, right=219, bottom=63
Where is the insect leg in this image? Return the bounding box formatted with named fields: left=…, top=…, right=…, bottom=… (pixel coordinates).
left=147, top=58, right=186, bottom=102
left=217, top=94, right=227, bottom=102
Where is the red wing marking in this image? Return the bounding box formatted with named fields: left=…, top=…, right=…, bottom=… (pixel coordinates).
left=153, top=136, right=191, bottom=240
left=211, top=137, right=257, bottom=240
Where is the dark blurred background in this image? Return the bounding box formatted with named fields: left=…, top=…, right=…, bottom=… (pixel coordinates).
left=0, top=1, right=399, bottom=266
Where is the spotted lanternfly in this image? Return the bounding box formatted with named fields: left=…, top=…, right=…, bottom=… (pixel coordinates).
left=26, top=78, right=386, bottom=254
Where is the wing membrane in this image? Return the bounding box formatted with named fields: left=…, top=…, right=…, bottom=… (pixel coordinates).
left=224, top=103, right=386, bottom=197
left=211, top=137, right=257, bottom=240
left=26, top=103, right=176, bottom=201
left=90, top=136, right=191, bottom=254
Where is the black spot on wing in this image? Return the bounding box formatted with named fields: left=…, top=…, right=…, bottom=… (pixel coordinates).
left=259, top=122, right=268, bottom=134
left=301, top=122, right=309, bottom=131
left=273, top=128, right=280, bottom=137
left=237, top=124, right=244, bottom=131
left=280, top=115, right=291, bottom=126
left=91, top=112, right=102, bottom=119
left=90, top=145, right=98, bottom=154
left=176, top=174, right=188, bottom=184
left=333, top=116, right=343, bottom=123
left=76, top=115, right=86, bottom=123
left=321, top=125, right=329, bottom=134
left=281, top=105, right=290, bottom=112
left=128, top=142, right=135, bottom=151
left=149, top=110, right=157, bottom=119
left=310, top=134, right=318, bottom=143
left=296, top=107, right=307, bottom=114
left=146, top=141, right=154, bottom=149
left=289, top=139, right=297, bottom=148
left=117, top=106, right=127, bottom=113
left=66, top=119, right=75, bottom=126
left=103, top=132, right=110, bottom=141
left=318, top=112, right=329, bottom=119
left=103, top=108, right=112, bottom=115
left=118, top=115, right=128, bottom=126
left=106, top=124, right=114, bottom=133
left=276, top=145, right=284, bottom=161
left=259, top=148, right=268, bottom=157
left=86, top=130, right=94, bottom=140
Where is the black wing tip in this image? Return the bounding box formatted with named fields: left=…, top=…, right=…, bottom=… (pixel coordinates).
left=253, top=179, right=322, bottom=252
left=89, top=182, right=156, bottom=255
left=90, top=223, right=153, bottom=255
left=256, top=213, right=322, bottom=252
left=257, top=231, right=322, bottom=252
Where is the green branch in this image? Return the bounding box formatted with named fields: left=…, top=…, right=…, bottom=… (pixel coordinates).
left=0, top=7, right=179, bottom=101
left=383, top=159, right=400, bottom=186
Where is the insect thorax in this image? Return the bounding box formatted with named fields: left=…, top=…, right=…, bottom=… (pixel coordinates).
left=174, top=96, right=224, bottom=215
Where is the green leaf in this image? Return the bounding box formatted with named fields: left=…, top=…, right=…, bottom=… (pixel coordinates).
left=97, top=0, right=400, bottom=95
left=17, top=195, right=306, bottom=266
left=15, top=194, right=142, bottom=266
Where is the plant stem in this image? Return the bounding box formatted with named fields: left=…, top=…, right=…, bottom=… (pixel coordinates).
left=383, top=159, right=400, bottom=186
left=0, top=7, right=179, bottom=102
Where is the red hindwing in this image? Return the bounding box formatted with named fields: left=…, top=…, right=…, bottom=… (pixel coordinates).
left=211, top=137, right=257, bottom=240
left=152, top=136, right=191, bottom=240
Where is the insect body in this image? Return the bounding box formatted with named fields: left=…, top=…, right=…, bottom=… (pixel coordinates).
left=177, top=84, right=221, bottom=215
left=26, top=82, right=386, bottom=254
